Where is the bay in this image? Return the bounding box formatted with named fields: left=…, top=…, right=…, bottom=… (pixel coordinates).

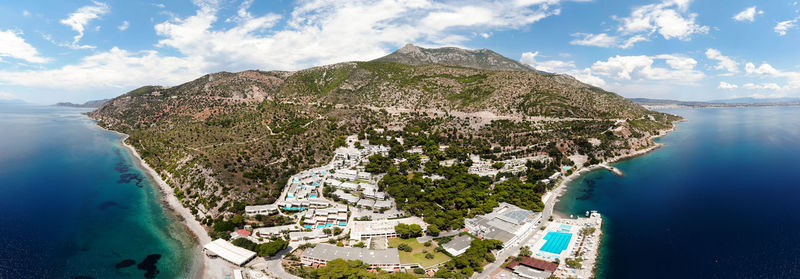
left=556, top=107, right=800, bottom=278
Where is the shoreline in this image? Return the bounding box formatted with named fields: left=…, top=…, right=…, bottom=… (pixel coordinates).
left=551, top=124, right=676, bottom=215
left=546, top=124, right=678, bottom=278
left=90, top=120, right=231, bottom=278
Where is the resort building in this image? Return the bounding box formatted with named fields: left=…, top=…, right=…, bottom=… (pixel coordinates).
left=289, top=230, right=326, bottom=242
left=506, top=256, right=558, bottom=279
left=203, top=239, right=256, bottom=266
left=465, top=202, right=541, bottom=251
left=350, top=217, right=427, bottom=240
left=442, top=235, right=473, bottom=256
left=356, top=199, right=375, bottom=210
left=332, top=169, right=359, bottom=181
left=373, top=200, right=392, bottom=211
left=333, top=189, right=360, bottom=204
left=253, top=224, right=301, bottom=238
left=301, top=244, right=401, bottom=271
left=245, top=204, right=278, bottom=216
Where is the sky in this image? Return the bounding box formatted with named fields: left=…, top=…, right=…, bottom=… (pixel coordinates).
left=1, top=0, right=800, bottom=104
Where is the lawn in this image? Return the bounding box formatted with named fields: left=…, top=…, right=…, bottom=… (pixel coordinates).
left=388, top=238, right=451, bottom=268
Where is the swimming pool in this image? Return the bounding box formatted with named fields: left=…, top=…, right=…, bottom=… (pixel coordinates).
left=540, top=232, right=572, bottom=254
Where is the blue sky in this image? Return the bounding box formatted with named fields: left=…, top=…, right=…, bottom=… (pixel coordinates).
left=1, top=0, right=799, bottom=104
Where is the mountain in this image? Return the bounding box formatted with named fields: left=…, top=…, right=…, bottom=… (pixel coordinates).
left=55, top=99, right=109, bottom=108
left=373, top=43, right=538, bottom=73
left=90, top=44, right=679, bottom=237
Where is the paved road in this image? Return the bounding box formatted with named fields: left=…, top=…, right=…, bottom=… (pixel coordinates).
left=264, top=245, right=302, bottom=279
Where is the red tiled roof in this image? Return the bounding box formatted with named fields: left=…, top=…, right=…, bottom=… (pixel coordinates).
left=507, top=256, right=558, bottom=272
left=236, top=229, right=251, bottom=237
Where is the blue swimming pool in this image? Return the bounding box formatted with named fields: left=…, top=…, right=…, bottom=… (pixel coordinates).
left=540, top=232, right=572, bottom=254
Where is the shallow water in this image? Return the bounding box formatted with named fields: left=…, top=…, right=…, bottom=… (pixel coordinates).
left=0, top=104, right=197, bottom=278
left=555, top=107, right=800, bottom=278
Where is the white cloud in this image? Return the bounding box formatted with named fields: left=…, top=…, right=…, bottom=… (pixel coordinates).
left=152, top=0, right=569, bottom=71
left=22, top=10, right=31, bottom=17
left=0, top=47, right=206, bottom=90
left=520, top=51, right=606, bottom=87
left=705, top=48, right=738, bottom=73
left=718, top=81, right=738, bottom=89
left=590, top=54, right=704, bottom=83
left=742, top=83, right=781, bottom=90
left=118, top=21, right=130, bottom=31
left=743, top=62, right=800, bottom=90
left=775, top=18, right=798, bottom=36
left=616, top=0, right=709, bottom=41
left=569, top=33, right=618, bottom=48
left=60, top=1, right=110, bottom=49
left=0, top=30, right=50, bottom=63
left=619, top=35, right=649, bottom=49
left=520, top=51, right=576, bottom=72
left=745, top=62, right=779, bottom=76
left=733, top=6, right=763, bottom=22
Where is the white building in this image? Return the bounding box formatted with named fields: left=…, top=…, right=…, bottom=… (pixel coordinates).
left=245, top=204, right=278, bottom=216
left=350, top=217, right=427, bottom=240
left=203, top=239, right=256, bottom=266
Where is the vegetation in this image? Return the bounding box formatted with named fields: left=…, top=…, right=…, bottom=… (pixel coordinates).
left=394, top=223, right=423, bottom=239
left=388, top=238, right=451, bottom=268
left=435, top=238, right=503, bottom=277
left=231, top=237, right=288, bottom=257
left=308, top=259, right=416, bottom=279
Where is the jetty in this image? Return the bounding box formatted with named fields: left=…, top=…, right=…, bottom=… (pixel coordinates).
left=600, top=164, right=624, bottom=176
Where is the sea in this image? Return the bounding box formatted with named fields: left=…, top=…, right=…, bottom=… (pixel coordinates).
left=0, top=104, right=198, bottom=279
left=555, top=106, right=800, bottom=278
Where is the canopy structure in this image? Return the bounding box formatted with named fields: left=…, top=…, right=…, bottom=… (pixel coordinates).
left=203, top=239, right=256, bottom=266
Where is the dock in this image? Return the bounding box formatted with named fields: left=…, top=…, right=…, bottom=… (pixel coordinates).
left=600, top=164, right=624, bottom=176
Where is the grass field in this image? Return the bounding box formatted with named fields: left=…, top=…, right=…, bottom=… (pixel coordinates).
left=388, top=237, right=451, bottom=268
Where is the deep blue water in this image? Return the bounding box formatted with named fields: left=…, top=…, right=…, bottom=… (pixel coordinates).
left=0, top=104, right=197, bottom=278
left=556, top=107, right=800, bottom=278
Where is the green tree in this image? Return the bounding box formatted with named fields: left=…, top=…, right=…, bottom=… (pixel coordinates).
left=426, top=224, right=440, bottom=236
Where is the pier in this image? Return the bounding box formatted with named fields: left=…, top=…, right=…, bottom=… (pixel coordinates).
left=600, top=164, right=624, bottom=176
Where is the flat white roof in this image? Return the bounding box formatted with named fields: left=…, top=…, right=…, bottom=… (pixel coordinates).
left=204, top=239, right=256, bottom=266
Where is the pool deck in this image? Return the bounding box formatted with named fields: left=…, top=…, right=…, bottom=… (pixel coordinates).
left=524, top=212, right=603, bottom=279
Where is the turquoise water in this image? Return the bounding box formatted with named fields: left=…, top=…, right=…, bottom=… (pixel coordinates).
left=555, top=107, right=800, bottom=278
left=0, top=105, right=197, bottom=278
left=540, top=232, right=572, bottom=254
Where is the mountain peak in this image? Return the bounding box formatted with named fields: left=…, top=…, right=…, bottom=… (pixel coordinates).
left=374, top=44, right=536, bottom=72
left=397, top=43, right=421, bottom=54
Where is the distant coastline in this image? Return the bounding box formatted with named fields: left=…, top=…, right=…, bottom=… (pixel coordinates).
left=630, top=97, right=800, bottom=109
left=54, top=99, right=109, bottom=108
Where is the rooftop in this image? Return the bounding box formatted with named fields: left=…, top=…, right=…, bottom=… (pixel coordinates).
left=506, top=256, right=558, bottom=272
left=303, top=243, right=400, bottom=265
left=442, top=235, right=473, bottom=253
left=204, top=239, right=256, bottom=266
